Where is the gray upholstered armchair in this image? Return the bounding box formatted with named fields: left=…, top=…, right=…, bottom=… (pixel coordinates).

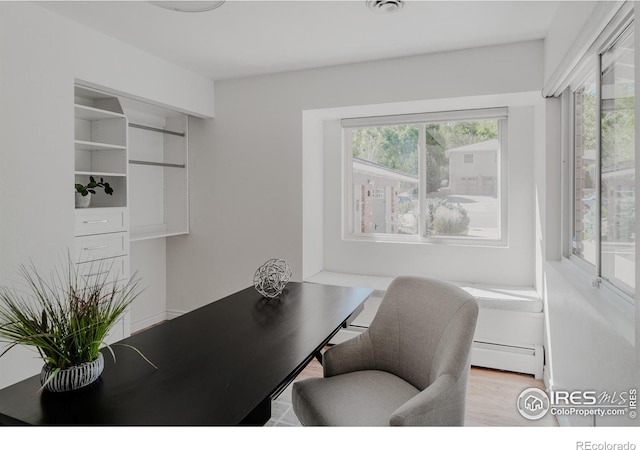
left=292, top=276, right=479, bottom=426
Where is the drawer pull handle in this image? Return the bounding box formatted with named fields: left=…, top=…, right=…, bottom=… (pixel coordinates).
left=83, top=245, right=109, bottom=251
left=84, top=220, right=109, bottom=224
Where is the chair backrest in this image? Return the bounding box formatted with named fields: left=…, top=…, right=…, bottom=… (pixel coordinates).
left=366, top=276, right=478, bottom=391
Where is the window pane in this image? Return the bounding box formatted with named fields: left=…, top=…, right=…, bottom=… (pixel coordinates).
left=351, top=125, right=420, bottom=235
left=573, top=75, right=597, bottom=266
left=600, top=27, right=635, bottom=296
left=425, top=119, right=500, bottom=239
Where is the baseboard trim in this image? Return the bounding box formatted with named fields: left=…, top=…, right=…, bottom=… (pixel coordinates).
left=166, top=309, right=186, bottom=320
left=544, top=364, right=553, bottom=392
left=131, top=312, right=167, bottom=334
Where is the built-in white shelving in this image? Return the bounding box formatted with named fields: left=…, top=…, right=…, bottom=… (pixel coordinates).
left=121, top=98, right=189, bottom=241
left=73, top=84, right=132, bottom=343
left=74, top=85, right=128, bottom=209
left=72, top=84, right=191, bottom=336
left=75, top=104, right=125, bottom=121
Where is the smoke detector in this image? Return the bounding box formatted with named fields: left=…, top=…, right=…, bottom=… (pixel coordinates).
left=367, top=0, right=404, bottom=14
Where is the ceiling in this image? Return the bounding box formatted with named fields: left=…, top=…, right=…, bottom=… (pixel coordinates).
left=39, top=1, right=560, bottom=81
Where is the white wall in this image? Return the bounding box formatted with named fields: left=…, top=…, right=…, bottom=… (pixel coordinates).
left=544, top=1, right=598, bottom=85
left=167, top=40, right=544, bottom=313
left=166, top=116, right=219, bottom=314
left=0, top=2, right=77, bottom=389
left=0, top=2, right=214, bottom=389
left=130, top=240, right=167, bottom=331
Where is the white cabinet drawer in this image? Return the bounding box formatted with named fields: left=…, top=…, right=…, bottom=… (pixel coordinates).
left=76, top=256, right=129, bottom=285
left=75, top=208, right=127, bottom=236
left=75, top=233, right=128, bottom=263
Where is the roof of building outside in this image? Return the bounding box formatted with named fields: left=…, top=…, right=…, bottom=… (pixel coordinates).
left=353, top=157, right=419, bottom=183
left=445, top=138, right=498, bottom=156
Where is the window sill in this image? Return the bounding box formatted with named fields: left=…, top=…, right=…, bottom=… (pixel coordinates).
left=343, top=232, right=508, bottom=249
left=546, top=258, right=635, bottom=345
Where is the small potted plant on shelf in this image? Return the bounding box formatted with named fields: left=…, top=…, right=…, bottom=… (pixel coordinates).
left=0, top=255, right=155, bottom=393
left=75, top=176, right=114, bottom=208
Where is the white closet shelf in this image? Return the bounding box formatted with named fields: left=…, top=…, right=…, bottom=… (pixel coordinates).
left=75, top=171, right=127, bottom=178
left=129, top=160, right=185, bottom=169
left=130, top=225, right=188, bottom=242
left=130, top=230, right=188, bottom=242
left=75, top=104, right=126, bottom=121
left=75, top=140, right=126, bottom=151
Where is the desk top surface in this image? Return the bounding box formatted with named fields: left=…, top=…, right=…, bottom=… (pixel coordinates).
left=0, top=282, right=372, bottom=425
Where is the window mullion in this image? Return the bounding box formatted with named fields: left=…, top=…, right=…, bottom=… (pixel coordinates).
left=595, top=52, right=603, bottom=284
left=419, top=125, right=427, bottom=237
left=565, top=88, right=575, bottom=259
left=344, top=129, right=354, bottom=237
left=499, top=118, right=508, bottom=240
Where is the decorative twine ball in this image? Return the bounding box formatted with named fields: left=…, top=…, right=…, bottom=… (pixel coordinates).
left=253, top=259, right=292, bottom=299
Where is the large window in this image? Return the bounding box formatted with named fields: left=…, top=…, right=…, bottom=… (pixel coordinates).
left=343, top=108, right=507, bottom=243
left=571, top=22, right=635, bottom=298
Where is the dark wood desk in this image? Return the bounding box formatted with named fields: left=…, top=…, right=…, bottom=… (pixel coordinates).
left=0, top=282, right=372, bottom=425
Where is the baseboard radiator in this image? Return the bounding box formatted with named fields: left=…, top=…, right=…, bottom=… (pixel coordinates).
left=332, top=327, right=544, bottom=380
left=471, top=341, right=544, bottom=379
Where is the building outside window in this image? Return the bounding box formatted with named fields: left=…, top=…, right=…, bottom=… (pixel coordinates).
left=343, top=108, right=507, bottom=242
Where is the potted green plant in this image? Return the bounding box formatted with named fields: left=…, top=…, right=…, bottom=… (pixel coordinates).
left=0, top=255, right=155, bottom=393
left=75, top=176, right=114, bottom=208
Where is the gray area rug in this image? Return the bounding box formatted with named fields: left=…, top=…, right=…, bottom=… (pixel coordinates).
left=267, top=383, right=301, bottom=426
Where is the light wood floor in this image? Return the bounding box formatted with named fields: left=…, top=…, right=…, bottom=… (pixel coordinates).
left=293, top=357, right=558, bottom=426
left=465, top=366, right=557, bottom=426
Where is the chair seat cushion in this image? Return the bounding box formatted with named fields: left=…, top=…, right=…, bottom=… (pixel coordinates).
left=292, top=370, right=420, bottom=426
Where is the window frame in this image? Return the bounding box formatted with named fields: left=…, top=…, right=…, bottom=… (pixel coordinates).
left=565, top=15, right=636, bottom=308
left=342, top=107, right=509, bottom=247
left=569, top=67, right=599, bottom=269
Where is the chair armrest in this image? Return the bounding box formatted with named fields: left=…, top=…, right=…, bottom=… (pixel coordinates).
left=323, top=331, right=376, bottom=377
left=390, top=374, right=466, bottom=426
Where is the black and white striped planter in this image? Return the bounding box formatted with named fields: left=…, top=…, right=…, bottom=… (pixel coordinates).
left=40, top=353, right=104, bottom=393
